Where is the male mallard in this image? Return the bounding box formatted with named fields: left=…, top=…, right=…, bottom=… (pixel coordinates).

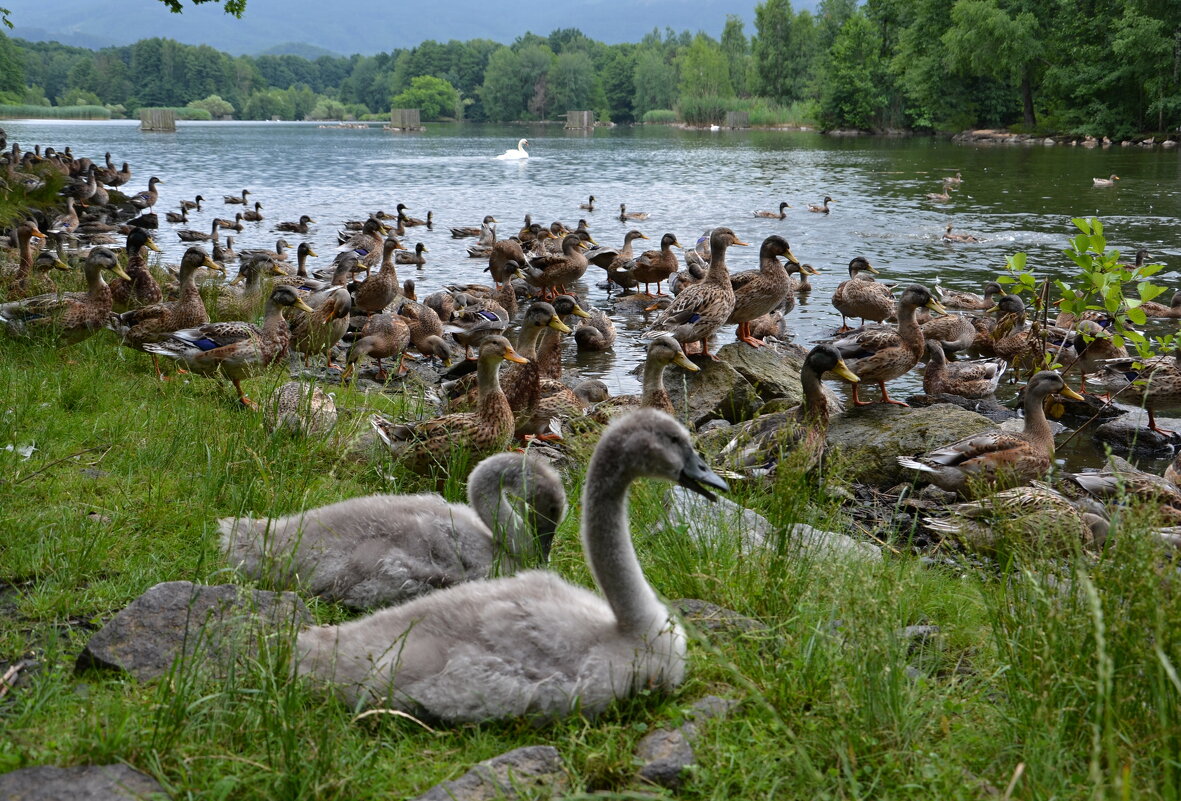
left=829, top=284, right=944, bottom=406
left=754, top=202, right=790, bottom=219
left=898, top=371, right=1084, bottom=496
left=109, top=227, right=163, bottom=312
left=727, top=235, right=808, bottom=347
left=275, top=215, right=316, bottom=234
left=143, top=285, right=314, bottom=407
left=922, top=340, right=1006, bottom=399
left=831, top=257, right=891, bottom=331
left=645, top=227, right=747, bottom=359
left=807, top=196, right=833, bottom=213
left=1092, top=175, right=1119, bottom=187
left=2, top=247, right=130, bottom=344
left=618, top=203, right=648, bottom=221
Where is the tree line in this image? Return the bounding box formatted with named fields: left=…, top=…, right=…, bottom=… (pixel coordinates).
left=0, top=0, right=1177, bottom=136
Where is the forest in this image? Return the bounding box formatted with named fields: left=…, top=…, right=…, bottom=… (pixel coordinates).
left=0, top=0, right=1178, bottom=136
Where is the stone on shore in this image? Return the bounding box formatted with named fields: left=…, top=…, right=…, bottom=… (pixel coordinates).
left=412, top=746, right=567, bottom=801
left=0, top=764, right=166, bottom=800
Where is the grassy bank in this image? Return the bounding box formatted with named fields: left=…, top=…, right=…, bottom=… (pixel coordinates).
left=1, top=304, right=1179, bottom=797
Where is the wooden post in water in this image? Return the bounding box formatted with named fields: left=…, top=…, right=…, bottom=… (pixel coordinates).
left=565, top=110, right=595, bottom=129
left=724, top=111, right=750, bottom=129
left=139, top=108, right=176, bottom=132
left=388, top=109, right=423, bottom=131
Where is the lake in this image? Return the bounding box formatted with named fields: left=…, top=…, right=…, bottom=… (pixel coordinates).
left=5, top=119, right=1181, bottom=466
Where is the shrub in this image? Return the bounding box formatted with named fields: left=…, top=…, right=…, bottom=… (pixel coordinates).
left=642, top=108, right=677, bottom=124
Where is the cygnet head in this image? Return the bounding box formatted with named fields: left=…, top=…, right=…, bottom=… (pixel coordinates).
left=591, top=409, right=728, bottom=501
left=468, top=450, right=567, bottom=563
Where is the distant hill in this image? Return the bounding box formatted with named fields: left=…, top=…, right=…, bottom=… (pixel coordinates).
left=0, top=0, right=786, bottom=55
left=256, top=42, right=341, bottom=59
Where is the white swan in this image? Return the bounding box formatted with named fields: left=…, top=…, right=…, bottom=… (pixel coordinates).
left=294, top=409, right=728, bottom=722
left=494, top=138, right=529, bottom=160
left=219, top=451, right=566, bottom=610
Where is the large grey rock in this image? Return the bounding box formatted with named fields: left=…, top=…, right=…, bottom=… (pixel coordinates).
left=0, top=764, right=166, bottom=800
left=715, top=343, right=804, bottom=403
left=636, top=695, right=739, bottom=789
left=673, top=599, right=767, bottom=635
left=664, top=358, right=762, bottom=427
left=1094, top=409, right=1181, bottom=455
left=664, top=486, right=772, bottom=551
left=788, top=524, right=882, bottom=562
left=413, top=746, right=567, bottom=801
left=78, top=581, right=311, bottom=681
left=827, top=403, right=997, bottom=487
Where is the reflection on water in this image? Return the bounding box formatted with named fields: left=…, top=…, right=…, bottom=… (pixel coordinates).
left=6, top=120, right=1180, bottom=469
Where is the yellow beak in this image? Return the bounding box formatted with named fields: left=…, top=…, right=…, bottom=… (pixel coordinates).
left=571, top=304, right=591, bottom=319
left=307, top=247, right=319, bottom=258
left=204, top=257, right=225, bottom=272
left=1060, top=386, right=1085, bottom=402
left=673, top=351, right=699, bottom=371
left=784, top=249, right=801, bottom=266
left=504, top=347, right=529, bottom=364
left=292, top=298, right=315, bottom=313
left=734, top=239, right=751, bottom=246
left=146, top=237, right=162, bottom=253
left=111, top=265, right=132, bottom=281
left=831, top=360, right=860, bottom=383
left=926, top=299, right=948, bottom=315
left=548, top=316, right=572, bottom=333
left=229, top=272, right=245, bottom=286
left=803, top=264, right=821, bottom=275
left=864, top=263, right=880, bottom=274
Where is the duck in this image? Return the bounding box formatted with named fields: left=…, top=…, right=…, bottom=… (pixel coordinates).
left=1120, top=248, right=1151, bottom=270
left=450, top=214, right=497, bottom=239
left=242, top=201, right=264, bottom=222
left=485, top=240, right=528, bottom=287
left=831, top=257, right=891, bottom=331
left=395, top=242, right=429, bottom=266
left=372, top=335, right=527, bottom=472
left=1, top=247, right=130, bottom=345
left=938, top=280, right=1003, bottom=311
left=177, top=219, right=220, bottom=243
left=807, top=196, right=833, bottom=213
left=1055, top=319, right=1127, bottom=391
left=26, top=241, right=71, bottom=296
left=922, top=340, right=1006, bottom=398
left=1061, top=458, right=1181, bottom=526
left=1092, top=175, right=1119, bottom=187
left=575, top=306, right=617, bottom=352
left=985, top=294, right=1041, bottom=372
left=109, top=227, right=164, bottom=312
left=48, top=197, right=80, bottom=236
left=214, top=212, right=245, bottom=232
left=179, top=194, right=204, bottom=212
left=342, top=312, right=411, bottom=382
left=403, top=209, right=431, bottom=228
left=942, top=223, right=979, bottom=243
left=897, top=371, right=1084, bottom=496
left=268, top=243, right=320, bottom=290
left=164, top=207, right=188, bottom=225
left=589, top=334, right=698, bottom=423
left=295, top=409, right=725, bottom=721
left=1088, top=345, right=1181, bottom=435
left=275, top=215, right=315, bottom=234
left=920, top=312, right=977, bottom=355
left=754, top=202, right=790, bottom=219
left=398, top=293, right=452, bottom=365
left=536, top=294, right=591, bottom=380
left=143, top=286, right=314, bottom=407
left=588, top=229, right=647, bottom=287
left=579, top=195, right=596, bottom=211
left=212, top=236, right=236, bottom=263
left=829, top=284, right=945, bottom=406
left=945, top=171, right=963, bottom=186
left=494, top=138, right=529, bottom=160
left=338, top=219, right=392, bottom=275
left=263, top=382, right=337, bottom=436
left=221, top=449, right=566, bottom=610
left=1140, top=289, right=1181, bottom=319
left=726, top=235, right=806, bottom=347
left=645, top=227, right=746, bottom=359
left=239, top=238, right=291, bottom=265
left=224, top=188, right=251, bottom=205
left=618, top=203, right=649, bottom=221
left=110, top=246, right=224, bottom=379
left=926, top=179, right=953, bottom=202
left=3, top=220, right=48, bottom=295
left=628, top=232, right=682, bottom=296
left=522, top=234, right=590, bottom=299
left=129, top=176, right=162, bottom=211
left=289, top=286, right=352, bottom=369
left=923, top=482, right=1108, bottom=555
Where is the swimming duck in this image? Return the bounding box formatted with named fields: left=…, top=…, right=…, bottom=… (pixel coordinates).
left=830, top=284, right=945, bottom=406
left=275, top=215, right=315, bottom=234
left=402, top=209, right=431, bottom=227
left=295, top=409, right=724, bottom=721
left=143, top=286, right=314, bottom=407
left=395, top=242, right=429, bottom=266
left=109, top=227, right=163, bottom=312
left=831, top=257, right=891, bottom=331
left=945, top=171, right=963, bottom=186
left=629, top=232, right=682, bottom=296
left=726, top=234, right=806, bottom=347
left=164, top=207, right=188, bottom=225
left=221, top=448, right=565, bottom=609
left=941, top=223, right=979, bottom=243
left=451, top=215, right=497, bottom=239
left=1092, top=175, right=1119, bottom=187
left=618, top=203, right=649, bottom=221
left=214, top=212, right=245, bottom=232
left=898, top=371, right=1084, bottom=496
left=807, top=196, right=833, bottom=213
left=1, top=247, right=130, bottom=345
left=938, top=280, right=1003, bottom=310
left=926, top=179, right=953, bottom=202
left=180, top=194, right=204, bottom=212
left=575, top=306, right=617, bottom=352
left=177, top=219, right=220, bottom=243
left=242, top=201, right=264, bottom=222
left=1140, top=289, right=1181, bottom=318
left=754, top=202, right=790, bottom=219
left=922, top=340, right=1006, bottom=398
left=579, top=195, right=596, bottom=211
left=224, top=188, right=250, bottom=205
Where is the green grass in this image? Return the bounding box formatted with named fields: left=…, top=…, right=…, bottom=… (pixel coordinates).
left=0, top=104, right=111, bottom=120
left=138, top=107, right=214, bottom=121
left=1, top=271, right=1179, bottom=798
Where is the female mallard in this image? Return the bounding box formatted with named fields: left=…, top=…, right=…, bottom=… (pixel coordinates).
left=289, top=286, right=352, bottom=369
left=618, top=203, right=648, bottom=221
left=1, top=247, right=130, bottom=345
left=1055, top=319, right=1127, bottom=391
left=898, top=371, right=1084, bottom=496
left=522, top=234, right=589, bottom=299
left=629, top=232, right=682, bottom=296
left=180, top=194, right=204, bottom=212
left=926, top=178, right=954, bottom=201
left=946, top=171, right=963, bottom=186
left=831, top=257, right=891, bottom=331
left=242, top=201, right=264, bottom=222
left=395, top=242, right=429, bottom=266
left=922, top=340, right=1006, bottom=398
left=224, top=188, right=250, bottom=205
left=939, top=280, right=1003, bottom=310
left=177, top=219, right=219, bottom=243
left=214, top=212, right=245, bottom=233
left=790, top=265, right=816, bottom=295
left=1092, top=175, right=1119, bottom=187
left=537, top=294, right=591, bottom=378
left=143, top=286, right=314, bottom=407
left=1088, top=345, right=1181, bottom=435
left=111, top=246, right=224, bottom=379
left=264, top=382, right=337, bottom=436
left=579, top=195, right=596, bottom=211
left=1062, top=459, right=1181, bottom=525
left=986, top=294, right=1040, bottom=372
left=342, top=312, right=411, bottom=381
left=829, top=284, right=946, bottom=406
left=726, top=234, right=807, bottom=347
left=1140, top=289, right=1181, bottom=319
left=4, top=220, right=48, bottom=294
left=165, top=207, right=188, bottom=225
left=213, top=236, right=236, bottom=264
left=350, top=237, right=402, bottom=314
left=485, top=240, right=527, bottom=287
left=645, top=227, right=746, bottom=359
left=921, top=312, right=976, bottom=355
left=398, top=295, right=452, bottom=365
left=592, top=229, right=648, bottom=287
left=129, top=176, right=162, bottom=211
left=590, top=333, right=698, bottom=422
left=275, top=215, right=315, bottom=234
left=109, top=227, right=163, bottom=312
left=575, top=306, right=617, bottom=352
left=372, top=336, right=527, bottom=473
left=754, top=202, right=790, bottom=219
left=807, top=196, right=833, bottom=213
left=451, top=215, right=497, bottom=239
left=941, top=223, right=979, bottom=243
left=48, top=197, right=80, bottom=236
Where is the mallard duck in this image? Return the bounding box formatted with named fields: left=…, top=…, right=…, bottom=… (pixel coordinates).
left=398, top=295, right=452, bottom=364
left=1140, top=289, right=1181, bottom=318
left=213, top=236, right=236, bottom=264
left=926, top=179, right=953, bottom=202
left=109, top=227, right=163, bottom=313
left=177, top=219, right=220, bottom=243
left=484, top=240, right=527, bottom=287
left=295, top=409, right=722, bottom=721
left=263, top=382, right=337, bottom=436
left=373, top=335, right=527, bottom=472
left=590, top=333, right=698, bottom=423
left=1, top=247, right=130, bottom=345
left=165, top=207, right=188, bottom=225
left=214, top=212, right=245, bottom=232
left=536, top=294, right=590, bottom=380
left=522, top=234, right=589, bottom=299
left=26, top=240, right=71, bottom=295
left=1120, top=248, right=1151, bottom=270
left=945, top=171, right=963, bottom=186
left=180, top=195, right=204, bottom=212
left=402, top=210, right=431, bottom=228
left=450, top=214, right=496, bottom=239
left=938, top=280, right=1003, bottom=311
left=289, top=286, right=352, bottom=369
left=1092, top=175, right=1119, bottom=187
left=110, top=246, right=223, bottom=379
left=129, top=176, right=162, bottom=211
left=921, top=312, right=976, bottom=355
left=1062, top=459, right=1181, bottom=525
left=395, top=242, right=428, bottom=266
left=575, top=307, right=617, bottom=352
left=941, top=223, right=979, bottom=243
left=143, top=286, right=314, bottom=407
left=242, top=201, right=264, bottom=222
left=238, top=238, right=291, bottom=264
left=224, top=188, right=250, bottom=205
left=342, top=312, right=411, bottom=381
left=986, top=294, right=1041, bottom=371
left=1089, top=346, right=1181, bottom=435
left=829, top=284, right=944, bottom=406
left=726, top=234, right=805, bottom=347
left=579, top=195, right=596, bottom=211
left=628, top=232, right=681, bottom=296
left=754, top=202, right=790, bottom=219
left=922, top=341, right=1006, bottom=398
left=274, top=215, right=315, bottom=234
left=339, top=222, right=394, bottom=276
left=3, top=220, right=48, bottom=294
left=538, top=222, right=573, bottom=255
left=618, top=203, right=648, bottom=221
left=898, top=371, right=1084, bottom=496
left=645, top=227, right=746, bottom=359
left=1055, top=319, right=1127, bottom=391
left=221, top=448, right=565, bottom=609
left=923, top=482, right=1107, bottom=555
left=48, top=197, right=80, bottom=236
left=124, top=212, right=158, bottom=230
left=268, top=242, right=320, bottom=289
left=588, top=229, right=646, bottom=286
left=807, top=196, right=833, bottom=213
left=831, top=257, right=891, bottom=331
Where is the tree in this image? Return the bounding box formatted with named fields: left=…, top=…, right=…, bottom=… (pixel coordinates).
left=390, top=74, right=460, bottom=120
left=677, top=34, right=733, bottom=99
left=818, top=11, right=884, bottom=129
left=600, top=45, right=636, bottom=122
left=154, top=0, right=246, bottom=17
left=480, top=47, right=523, bottom=122
left=942, top=0, right=1042, bottom=127
left=753, top=0, right=818, bottom=102
left=0, top=32, right=24, bottom=97
left=720, top=15, right=751, bottom=97
left=632, top=48, right=677, bottom=116
left=188, top=93, right=234, bottom=118
left=547, top=51, right=595, bottom=113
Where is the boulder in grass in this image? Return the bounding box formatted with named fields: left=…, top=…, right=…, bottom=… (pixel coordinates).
left=412, top=745, right=567, bottom=801
left=0, top=763, right=166, bottom=800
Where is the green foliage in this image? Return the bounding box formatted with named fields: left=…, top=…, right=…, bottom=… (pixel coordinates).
left=753, top=0, right=818, bottom=103
left=187, top=93, right=235, bottom=118
left=641, top=108, right=676, bottom=124
left=817, top=11, right=885, bottom=130
left=155, top=0, right=246, bottom=17
left=546, top=51, right=596, bottom=114
left=0, top=104, right=109, bottom=119
left=631, top=48, right=676, bottom=118
left=390, top=74, right=460, bottom=120
left=676, top=34, right=733, bottom=99
left=140, top=105, right=213, bottom=120
left=0, top=30, right=23, bottom=95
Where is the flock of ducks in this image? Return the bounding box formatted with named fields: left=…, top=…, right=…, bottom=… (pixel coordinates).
left=2, top=138, right=1179, bottom=722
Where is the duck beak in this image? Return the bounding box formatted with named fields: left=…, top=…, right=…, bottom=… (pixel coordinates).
left=504, top=346, right=529, bottom=364
left=421, top=246, right=429, bottom=253
left=204, top=257, right=224, bottom=272
left=229, top=272, right=245, bottom=286
left=571, top=304, right=591, bottom=319
left=734, top=239, right=751, bottom=246
left=672, top=351, right=699, bottom=371
left=926, top=298, right=948, bottom=315
left=29, top=226, right=47, bottom=239
left=678, top=454, right=729, bottom=501
left=639, top=233, right=650, bottom=240
left=270, top=263, right=289, bottom=275
left=831, top=359, right=860, bottom=383
left=53, top=259, right=70, bottom=271
left=307, top=247, right=319, bottom=258
left=513, top=269, right=527, bottom=280
left=548, top=316, right=572, bottom=333
left=111, top=264, right=132, bottom=281
left=986, top=304, right=1000, bottom=314
left=864, top=263, right=880, bottom=274
left=145, top=237, right=162, bottom=253
left=1060, top=386, right=1086, bottom=402
left=307, top=218, right=316, bottom=224
left=293, top=298, right=315, bottom=313
left=672, top=239, right=683, bottom=249
left=784, top=248, right=801, bottom=266
left=803, top=264, right=821, bottom=275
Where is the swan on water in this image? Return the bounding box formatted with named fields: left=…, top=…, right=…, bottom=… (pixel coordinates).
left=495, top=138, right=529, bottom=160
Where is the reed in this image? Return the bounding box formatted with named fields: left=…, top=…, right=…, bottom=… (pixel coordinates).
left=0, top=104, right=111, bottom=120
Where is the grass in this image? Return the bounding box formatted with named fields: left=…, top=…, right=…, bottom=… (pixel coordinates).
left=0, top=105, right=112, bottom=120
left=1, top=268, right=1179, bottom=798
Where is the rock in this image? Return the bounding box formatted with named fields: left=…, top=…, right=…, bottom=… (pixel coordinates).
left=788, top=524, right=882, bottom=562
left=664, top=357, right=762, bottom=427
left=696, top=419, right=732, bottom=434
left=78, top=581, right=311, bottom=681
left=715, top=343, right=804, bottom=403
left=1094, top=410, right=1181, bottom=455
left=0, top=764, right=166, bottom=800
left=673, top=599, right=768, bottom=635
left=664, top=486, right=772, bottom=550
left=827, top=403, right=997, bottom=487
left=905, top=393, right=1018, bottom=423
left=635, top=696, right=738, bottom=790
left=898, top=624, right=943, bottom=653
left=412, top=746, right=567, bottom=801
